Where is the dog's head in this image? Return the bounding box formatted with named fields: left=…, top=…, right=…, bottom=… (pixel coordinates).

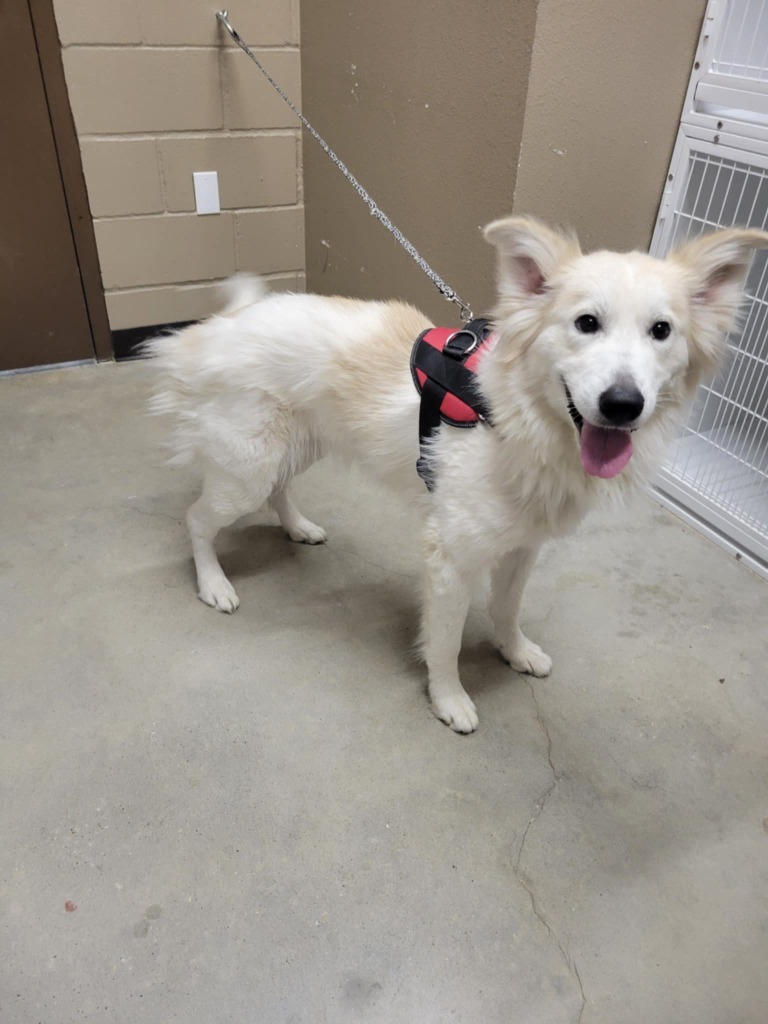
left=482, top=216, right=768, bottom=479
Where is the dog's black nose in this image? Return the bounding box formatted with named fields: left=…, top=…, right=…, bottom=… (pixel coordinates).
left=599, top=384, right=645, bottom=426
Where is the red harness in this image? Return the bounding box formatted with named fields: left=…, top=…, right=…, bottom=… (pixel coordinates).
left=410, top=318, right=495, bottom=488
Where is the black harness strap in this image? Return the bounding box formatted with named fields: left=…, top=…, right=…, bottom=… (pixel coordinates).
left=412, top=317, right=494, bottom=490
left=416, top=377, right=446, bottom=490
left=412, top=339, right=494, bottom=421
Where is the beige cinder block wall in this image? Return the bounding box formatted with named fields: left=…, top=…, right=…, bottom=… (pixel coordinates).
left=513, top=0, right=706, bottom=252
left=301, top=1, right=704, bottom=319
left=53, top=0, right=305, bottom=330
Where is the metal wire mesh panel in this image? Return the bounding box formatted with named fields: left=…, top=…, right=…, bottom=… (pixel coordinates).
left=663, top=149, right=768, bottom=548
left=651, top=0, right=768, bottom=573
left=711, top=0, right=768, bottom=82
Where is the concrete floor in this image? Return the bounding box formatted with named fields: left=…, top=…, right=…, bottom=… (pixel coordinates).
left=1, top=360, right=767, bottom=1024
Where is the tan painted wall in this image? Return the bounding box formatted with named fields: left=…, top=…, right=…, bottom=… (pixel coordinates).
left=301, top=2, right=705, bottom=318
left=513, top=0, right=706, bottom=252
left=53, top=0, right=305, bottom=329
left=301, top=1, right=539, bottom=321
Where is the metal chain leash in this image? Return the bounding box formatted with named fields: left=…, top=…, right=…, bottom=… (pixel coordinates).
left=216, top=9, right=474, bottom=322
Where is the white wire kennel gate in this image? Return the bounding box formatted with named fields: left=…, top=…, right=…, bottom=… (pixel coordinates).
left=651, top=0, right=768, bottom=578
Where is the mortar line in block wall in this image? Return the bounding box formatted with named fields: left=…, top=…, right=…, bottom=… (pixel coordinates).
left=79, top=129, right=302, bottom=142
left=291, top=0, right=301, bottom=44
left=230, top=203, right=304, bottom=214
left=229, top=210, right=237, bottom=280
left=105, top=271, right=305, bottom=295
left=94, top=203, right=304, bottom=223
left=60, top=43, right=300, bottom=53
left=294, top=136, right=303, bottom=203
left=215, top=45, right=227, bottom=152
left=295, top=134, right=304, bottom=203
left=154, top=137, right=168, bottom=213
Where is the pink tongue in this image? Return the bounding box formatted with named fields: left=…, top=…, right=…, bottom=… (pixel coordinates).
left=579, top=423, right=633, bottom=478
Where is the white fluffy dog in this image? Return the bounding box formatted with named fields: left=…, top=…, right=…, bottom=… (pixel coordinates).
left=148, top=217, right=767, bottom=732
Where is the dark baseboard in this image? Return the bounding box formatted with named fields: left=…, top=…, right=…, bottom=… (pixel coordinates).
left=112, top=321, right=196, bottom=361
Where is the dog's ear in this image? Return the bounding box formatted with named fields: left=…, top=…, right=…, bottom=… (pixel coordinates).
left=483, top=216, right=580, bottom=299
left=671, top=228, right=768, bottom=376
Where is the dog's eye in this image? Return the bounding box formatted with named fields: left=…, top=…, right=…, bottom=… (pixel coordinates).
left=575, top=314, right=600, bottom=334
left=650, top=320, right=671, bottom=341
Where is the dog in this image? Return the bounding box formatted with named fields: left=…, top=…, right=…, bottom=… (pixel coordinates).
left=148, top=216, right=768, bottom=733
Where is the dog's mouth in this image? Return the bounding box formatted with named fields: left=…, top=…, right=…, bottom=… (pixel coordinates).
left=564, top=385, right=584, bottom=432
left=563, top=383, right=634, bottom=480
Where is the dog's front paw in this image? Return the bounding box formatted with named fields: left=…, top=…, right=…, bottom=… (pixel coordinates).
left=285, top=518, right=327, bottom=545
left=500, top=637, right=552, bottom=677
left=198, top=575, right=240, bottom=614
left=432, top=692, right=479, bottom=734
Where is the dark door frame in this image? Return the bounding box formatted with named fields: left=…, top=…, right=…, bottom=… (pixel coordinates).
left=27, top=0, right=111, bottom=361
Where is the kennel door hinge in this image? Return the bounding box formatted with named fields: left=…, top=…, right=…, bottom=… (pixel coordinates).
left=657, top=191, right=673, bottom=223
left=703, top=0, right=721, bottom=39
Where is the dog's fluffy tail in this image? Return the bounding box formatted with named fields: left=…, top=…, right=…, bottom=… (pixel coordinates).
left=217, top=272, right=268, bottom=315
left=142, top=274, right=267, bottom=362
left=144, top=274, right=269, bottom=466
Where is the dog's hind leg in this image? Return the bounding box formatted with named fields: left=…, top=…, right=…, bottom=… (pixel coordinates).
left=187, top=416, right=291, bottom=612
left=187, top=472, right=262, bottom=613
left=490, top=546, right=552, bottom=676
left=269, top=484, right=327, bottom=545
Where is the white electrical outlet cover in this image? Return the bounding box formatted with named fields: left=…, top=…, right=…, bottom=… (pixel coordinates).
left=193, top=171, right=220, bottom=215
